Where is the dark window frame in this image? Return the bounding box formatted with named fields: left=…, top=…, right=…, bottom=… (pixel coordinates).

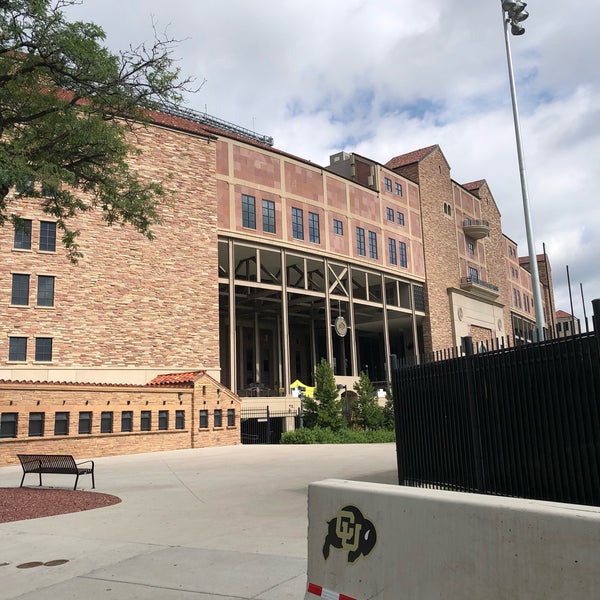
left=37, top=275, right=55, bottom=307
left=399, top=241, right=408, bottom=268
left=227, top=408, right=235, bottom=427
left=11, top=273, right=30, bottom=306
left=100, top=411, right=114, bottom=433
left=368, top=231, right=378, bottom=260
left=262, top=199, right=276, bottom=233
left=121, top=410, right=133, bottom=432
left=28, top=412, right=45, bottom=437
left=0, top=412, right=18, bottom=438
left=34, top=337, right=53, bottom=362
left=175, top=410, right=185, bottom=429
left=308, top=211, right=320, bottom=244
left=13, top=219, right=32, bottom=250
left=199, top=409, right=209, bottom=429
left=39, top=221, right=57, bottom=252
left=242, top=194, right=256, bottom=229
left=384, top=177, right=392, bottom=192
left=54, top=411, right=69, bottom=435
left=158, top=410, right=169, bottom=430
left=214, top=409, right=223, bottom=428
left=78, top=411, right=92, bottom=434
left=140, top=410, right=152, bottom=431
left=333, top=219, right=343, bottom=235
left=8, top=337, right=27, bottom=362
left=356, top=227, right=366, bottom=256
left=388, top=238, right=397, bottom=265
left=291, top=207, right=304, bottom=240
left=395, top=182, right=403, bottom=196
left=397, top=211, right=405, bottom=226
left=386, top=207, right=394, bottom=222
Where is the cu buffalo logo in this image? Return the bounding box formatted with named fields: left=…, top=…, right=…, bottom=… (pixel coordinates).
left=322, top=505, right=377, bottom=563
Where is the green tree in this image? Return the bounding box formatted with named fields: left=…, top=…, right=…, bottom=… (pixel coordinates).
left=0, top=0, right=194, bottom=259
left=382, top=386, right=395, bottom=431
left=303, top=358, right=344, bottom=431
left=352, top=371, right=383, bottom=430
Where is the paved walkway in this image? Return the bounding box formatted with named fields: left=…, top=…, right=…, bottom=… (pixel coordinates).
left=0, top=443, right=397, bottom=599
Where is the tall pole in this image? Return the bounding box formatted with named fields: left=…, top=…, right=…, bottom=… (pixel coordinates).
left=501, top=3, right=545, bottom=340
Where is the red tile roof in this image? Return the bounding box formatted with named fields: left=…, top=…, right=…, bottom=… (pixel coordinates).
left=462, top=179, right=486, bottom=191
left=385, top=145, right=439, bottom=170
left=555, top=310, right=574, bottom=319
left=147, top=371, right=206, bottom=386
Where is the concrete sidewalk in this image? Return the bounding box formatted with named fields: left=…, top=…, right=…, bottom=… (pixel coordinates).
left=0, top=443, right=397, bottom=599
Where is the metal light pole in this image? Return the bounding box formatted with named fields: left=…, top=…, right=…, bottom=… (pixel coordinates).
left=501, top=0, right=546, bottom=340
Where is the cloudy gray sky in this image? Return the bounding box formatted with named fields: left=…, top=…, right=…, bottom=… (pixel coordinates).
left=68, top=0, right=600, bottom=326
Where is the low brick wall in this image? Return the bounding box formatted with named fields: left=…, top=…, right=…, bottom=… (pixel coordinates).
left=0, top=374, right=240, bottom=466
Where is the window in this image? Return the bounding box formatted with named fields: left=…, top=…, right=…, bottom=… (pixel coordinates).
left=397, top=211, right=405, bottom=226
left=399, top=242, right=408, bottom=268
left=158, top=410, right=169, bottom=430
left=242, top=194, right=256, bottom=229
left=469, top=267, right=479, bottom=282
left=368, top=231, right=378, bottom=259
left=388, top=238, right=397, bottom=265
left=35, top=337, right=53, bottom=362
left=54, top=412, right=69, bottom=435
left=28, top=412, right=45, bottom=437
left=386, top=207, right=394, bottom=222
left=0, top=413, right=17, bottom=438
left=356, top=227, right=366, bottom=256
left=78, top=411, right=92, bottom=434
left=100, top=411, right=114, bottom=433
left=8, top=337, right=27, bottom=361
left=214, top=409, right=222, bottom=428
left=13, top=219, right=32, bottom=249
left=227, top=409, right=235, bottom=427
left=443, top=202, right=452, bottom=216
left=333, top=219, right=343, bottom=235
left=308, top=212, right=320, bottom=244
left=141, top=410, right=151, bottom=431
left=39, top=221, right=57, bottom=252
left=262, top=199, right=276, bottom=233
left=37, top=275, right=55, bottom=307
left=121, top=411, right=133, bottom=432
left=175, top=410, right=185, bottom=429
left=291, top=207, right=304, bottom=240
left=11, top=274, right=30, bottom=305
left=384, top=177, right=392, bottom=192
left=199, top=409, right=208, bottom=428
left=467, top=241, right=475, bottom=255
left=524, top=294, right=530, bottom=313
left=395, top=182, right=403, bottom=196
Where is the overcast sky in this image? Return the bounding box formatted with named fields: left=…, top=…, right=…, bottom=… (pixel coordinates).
left=67, top=0, right=600, bottom=326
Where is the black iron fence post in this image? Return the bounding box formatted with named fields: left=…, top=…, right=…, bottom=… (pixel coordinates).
left=462, top=336, right=485, bottom=492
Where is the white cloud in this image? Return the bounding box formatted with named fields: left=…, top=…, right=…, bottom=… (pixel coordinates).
left=66, top=0, right=600, bottom=322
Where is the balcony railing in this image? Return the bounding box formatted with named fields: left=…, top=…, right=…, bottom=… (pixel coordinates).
left=460, top=276, right=499, bottom=299
left=463, top=219, right=490, bottom=240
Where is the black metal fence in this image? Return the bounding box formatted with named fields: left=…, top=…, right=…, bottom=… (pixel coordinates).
left=240, top=406, right=299, bottom=444
left=392, top=301, right=600, bottom=506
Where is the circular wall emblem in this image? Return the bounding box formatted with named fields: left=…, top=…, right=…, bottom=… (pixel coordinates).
left=334, top=316, right=348, bottom=337
left=457, top=308, right=464, bottom=321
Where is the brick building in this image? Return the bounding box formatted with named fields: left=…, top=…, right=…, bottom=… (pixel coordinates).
left=0, top=107, right=555, bottom=457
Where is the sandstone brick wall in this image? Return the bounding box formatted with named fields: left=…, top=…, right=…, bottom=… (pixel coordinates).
left=0, top=374, right=240, bottom=467
left=0, top=123, right=219, bottom=378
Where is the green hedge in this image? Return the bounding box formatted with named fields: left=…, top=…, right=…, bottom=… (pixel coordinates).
left=280, top=427, right=396, bottom=445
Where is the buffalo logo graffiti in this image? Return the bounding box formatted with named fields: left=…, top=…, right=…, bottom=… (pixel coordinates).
left=322, top=505, right=377, bottom=563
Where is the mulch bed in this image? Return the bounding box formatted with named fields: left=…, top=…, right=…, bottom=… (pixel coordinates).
left=0, top=487, right=121, bottom=523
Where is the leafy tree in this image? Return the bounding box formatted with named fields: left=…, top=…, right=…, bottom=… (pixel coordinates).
left=302, top=358, right=345, bottom=431
left=0, top=0, right=195, bottom=259
left=382, top=386, right=395, bottom=431
left=352, top=371, right=383, bottom=430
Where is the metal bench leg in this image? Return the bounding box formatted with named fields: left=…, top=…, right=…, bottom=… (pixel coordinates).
left=74, top=474, right=79, bottom=490
left=91, top=470, right=95, bottom=489
left=38, top=472, right=42, bottom=487
left=19, top=473, right=26, bottom=488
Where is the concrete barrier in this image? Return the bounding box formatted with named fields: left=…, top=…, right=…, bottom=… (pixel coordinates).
left=305, top=479, right=600, bottom=600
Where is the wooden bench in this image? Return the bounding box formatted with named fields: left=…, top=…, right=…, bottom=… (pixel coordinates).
left=17, top=454, right=95, bottom=490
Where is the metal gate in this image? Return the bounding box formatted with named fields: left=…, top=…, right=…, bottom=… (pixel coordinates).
left=240, top=406, right=300, bottom=444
